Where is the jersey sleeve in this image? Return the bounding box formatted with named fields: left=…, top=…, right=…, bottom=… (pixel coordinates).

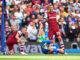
left=17, top=31, right=22, bottom=36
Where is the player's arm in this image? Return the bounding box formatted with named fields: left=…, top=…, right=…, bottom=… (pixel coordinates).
left=15, top=33, right=25, bottom=43
left=43, top=13, right=48, bottom=23
left=43, top=19, right=48, bottom=23
left=25, top=31, right=28, bottom=39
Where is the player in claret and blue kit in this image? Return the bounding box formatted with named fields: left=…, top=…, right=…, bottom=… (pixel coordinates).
left=37, top=19, right=65, bottom=54
left=6, top=27, right=27, bottom=55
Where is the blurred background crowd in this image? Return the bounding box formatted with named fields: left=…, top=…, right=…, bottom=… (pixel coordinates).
left=0, top=0, right=80, bottom=43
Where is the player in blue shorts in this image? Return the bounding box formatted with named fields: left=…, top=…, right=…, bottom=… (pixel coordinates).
left=41, top=40, right=65, bottom=54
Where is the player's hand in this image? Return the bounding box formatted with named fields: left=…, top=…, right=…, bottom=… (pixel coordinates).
left=20, top=40, right=26, bottom=43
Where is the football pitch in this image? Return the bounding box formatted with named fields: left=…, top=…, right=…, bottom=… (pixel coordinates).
left=0, top=53, right=80, bottom=60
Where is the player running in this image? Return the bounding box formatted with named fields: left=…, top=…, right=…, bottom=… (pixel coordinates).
left=6, top=27, right=27, bottom=55
left=43, top=5, right=65, bottom=50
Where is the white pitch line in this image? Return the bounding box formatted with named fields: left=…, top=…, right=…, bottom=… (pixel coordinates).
left=0, top=56, right=80, bottom=58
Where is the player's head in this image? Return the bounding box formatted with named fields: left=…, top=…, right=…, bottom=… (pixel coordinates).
left=45, top=0, right=48, bottom=2
left=11, top=26, right=16, bottom=31
left=49, top=5, right=53, bottom=12
left=21, top=27, right=27, bottom=34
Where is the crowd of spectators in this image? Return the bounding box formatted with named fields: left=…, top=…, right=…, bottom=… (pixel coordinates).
left=0, top=0, right=80, bottom=43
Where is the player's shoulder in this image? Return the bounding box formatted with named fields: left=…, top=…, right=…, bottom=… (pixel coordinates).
left=17, top=31, right=22, bottom=35
left=46, top=12, right=50, bottom=16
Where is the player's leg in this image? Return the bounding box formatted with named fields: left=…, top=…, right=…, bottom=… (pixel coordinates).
left=19, top=36, right=27, bottom=55
left=56, top=31, right=65, bottom=49
left=20, top=43, right=25, bottom=52
left=19, top=42, right=26, bottom=55
left=10, top=49, right=14, bottom=55
left=48, top=29, right=55, bottom=43
left=57, top=49, right=65, bottom=54
left=7, top=43, right=14, bottom=55
left=57, top=36, right=64, bottom=49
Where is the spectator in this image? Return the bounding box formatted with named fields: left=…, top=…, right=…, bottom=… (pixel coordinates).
left=32, top=0, right=41, bottom=5
left=25, top=2, right=33, bottom=13
left=38, top=21, right=45, bottom=41
left=64, top=4, right=68, bottom=13
left=58, top=0, right=63, bottom=8
left=33, top=0, right=40, bottom=9
left=74, top=0, right=80, bottom=10
left=20, top=1, right=26, bottom=12
left=53, top=4, right=60, bottom=13
left=30, top=14, right=36, bottom=21
left=0, top=8, right=2, bottom=16
left=68, top=21, right=76, bottom=42
left=58, top=7, right=67, bottom=16
left=10, top=15, right=19, bottom=30
left=10, top=1, right=15, bottom=10
left=77, top=32, right=80, bottom=42
left=70, top=0, right=74, bottom=4
left=53, top=0, right=59, bottom=3
left=5, top=20, right=11, bottom=39
left=58, top=18, right=67, bottom=42
left=74, top=23, right=80, bottom=42
left=63, top=0, right=70, bottom=5
left=6, top=0, right=12, bottom=6
left=42, top=0, right=51, bottom=9
left=14, top=8, right=23, bottom=30
left=6, top=6, right=11, bottom=20
left=77, top=17, right=80, bottom=29
left=24, top=0, right=32, bottom=4
left=75, top=10, right=80, bottom=17
left=71, top=14, right=77, bottom=23
left=14, top=0, right=21, bottom=5
left=27, top=21, right=38, bottom=42
left=22, top=10, right=27, bottom=27
left=67, top=9, right=72, bottom=21
left=25, top=12, right=31, bottom=25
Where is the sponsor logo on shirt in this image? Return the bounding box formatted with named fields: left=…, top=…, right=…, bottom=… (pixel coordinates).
left=49, top=17, right=56, bottom=19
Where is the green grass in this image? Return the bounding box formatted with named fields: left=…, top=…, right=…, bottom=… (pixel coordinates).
left=0, top=53, right=80, bottom=60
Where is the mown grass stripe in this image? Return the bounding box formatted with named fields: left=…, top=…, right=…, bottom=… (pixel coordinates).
left=0, top=56, right=80, bottom=58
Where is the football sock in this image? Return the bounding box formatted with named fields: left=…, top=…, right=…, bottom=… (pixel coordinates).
left=20, top=43, right=25, bottom=52
left=60, top=41, right=64, bottom=49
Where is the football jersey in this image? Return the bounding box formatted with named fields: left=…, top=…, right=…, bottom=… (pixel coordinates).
left=44, top=12, right=59, bottom=31
left=7, top=30, right=23, bottom=44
